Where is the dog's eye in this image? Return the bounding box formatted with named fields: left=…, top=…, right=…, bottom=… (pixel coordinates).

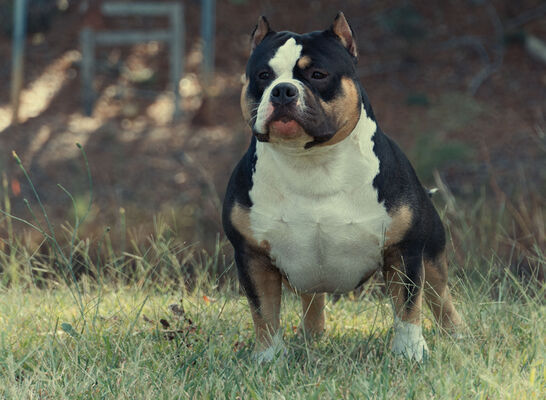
left=258, top=71, right=272, bottom=80
left=311, top=70, right=328, bottom=80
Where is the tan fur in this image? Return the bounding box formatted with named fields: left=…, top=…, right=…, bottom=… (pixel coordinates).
left=383, top=246, right=462, bottom=331
left=317, top=77, right=360, bottom=146
left=232, top=202, right=282, bottom=350
left=282, top=278, right=325, bottom=337
left=231, top=203, right=270, bottom=254
left=300, top=293, right=325, bottom=336
left=382, top=204, right=420, bottom=325
left=247, top=254, right=282, bottom=351
left=297, top=55, right=312, bottom=69
left=240, top=79, right=251, bottom=124
left=251, top=17, right=270, bottom=52
left=332, top=12, right=358, bottom=58
left=424, top=252, right=463, bottom=332
left=385, top=205, right=413, bottom=247
left=382, top=247, right=422, bottom=325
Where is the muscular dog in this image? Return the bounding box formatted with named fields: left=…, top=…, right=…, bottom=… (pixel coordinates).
left=223, top=13, right=462, bottom=362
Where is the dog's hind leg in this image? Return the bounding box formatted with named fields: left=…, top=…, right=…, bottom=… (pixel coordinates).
left=300, top=292, right=325, bottom=337
left=383, top=246, right=428, bottom=361
left=423, top=251, right=462, bottom=333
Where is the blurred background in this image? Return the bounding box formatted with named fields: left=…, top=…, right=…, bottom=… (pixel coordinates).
left=0, top=0, right=544, bottom=280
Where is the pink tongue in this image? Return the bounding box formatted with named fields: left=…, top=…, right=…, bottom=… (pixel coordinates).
left=270, top=120, right=299, bottom=136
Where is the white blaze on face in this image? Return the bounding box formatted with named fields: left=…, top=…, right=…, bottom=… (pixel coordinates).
left=269, top=37, right=302, bottom=76
left=255, top=37, right=305, bottom=134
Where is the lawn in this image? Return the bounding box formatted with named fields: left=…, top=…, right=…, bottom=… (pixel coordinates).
left=0, top=266, right=543, bottom=399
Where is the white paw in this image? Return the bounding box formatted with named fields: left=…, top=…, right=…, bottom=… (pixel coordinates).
left=253, top=333, right=286, bottom=363
left=392, top=320, right=429, bottom=362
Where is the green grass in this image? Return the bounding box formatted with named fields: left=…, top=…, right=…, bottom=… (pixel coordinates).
left=0, top=271, right=543, bottom=399
left=0, top=145, right=544, bottom=399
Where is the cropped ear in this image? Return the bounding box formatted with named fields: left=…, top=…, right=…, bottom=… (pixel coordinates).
left=251, top=16, right=273, bottom=53
left=329, top=12, right=358, bottom=59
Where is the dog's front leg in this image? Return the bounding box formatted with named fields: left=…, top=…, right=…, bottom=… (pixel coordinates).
left=234, top=249, right=283, bottom=362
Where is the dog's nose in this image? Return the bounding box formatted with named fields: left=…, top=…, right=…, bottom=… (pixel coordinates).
left=270, top=83, right=298, bottom=105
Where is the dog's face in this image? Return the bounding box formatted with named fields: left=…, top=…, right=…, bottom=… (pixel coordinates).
left=241, top=13, right=362, bottom=149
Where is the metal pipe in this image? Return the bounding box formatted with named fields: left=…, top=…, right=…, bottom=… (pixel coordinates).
left=10, top=0, right=28, bottom=124
left=170, top=3, right=184, bottom=119
left=201, top=0, right=216, bottom=83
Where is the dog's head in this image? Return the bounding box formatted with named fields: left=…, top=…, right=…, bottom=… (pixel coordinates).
left=241, top=13, right=362, bottom=150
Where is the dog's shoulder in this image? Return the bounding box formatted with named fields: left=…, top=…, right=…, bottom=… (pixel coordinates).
left=222, top=137, right=258, bottom=246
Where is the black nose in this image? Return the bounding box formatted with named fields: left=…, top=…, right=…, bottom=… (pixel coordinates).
left=270, top=83, right=298, bottom=105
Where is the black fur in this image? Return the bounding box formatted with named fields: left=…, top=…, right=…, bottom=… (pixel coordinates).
left=222, top=139, right=259, bottom=309
left=224, top=24, right=447, bottom=315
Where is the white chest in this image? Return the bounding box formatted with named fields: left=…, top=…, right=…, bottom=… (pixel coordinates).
left=248, top=111, right=391, bottom=293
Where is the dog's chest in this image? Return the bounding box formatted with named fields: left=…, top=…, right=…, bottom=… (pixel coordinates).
left=248, top=117, right=391, bottom=293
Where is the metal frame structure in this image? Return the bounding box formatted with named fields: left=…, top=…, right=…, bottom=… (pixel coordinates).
left=80, top=2, right=184, bottom=118
left=10, top=0, right=28, bottom=124
left=200, top=0, right=215, bottom=82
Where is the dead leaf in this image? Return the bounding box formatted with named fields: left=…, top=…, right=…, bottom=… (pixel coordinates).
left=160, top=319, right=171, bottom=329
left=11, top=178, right=21, bottom=197
left=141, top=308, right=196, bottom=341
left=203, top=295, right=216, bottom=304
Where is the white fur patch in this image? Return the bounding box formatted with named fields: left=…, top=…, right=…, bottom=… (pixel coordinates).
left=268, top=37, right=302, bottom=76
left=255, top=37, right=305, bottom=134
left=249, top=107, right=391, bottom=293
left=253, top=332, right=286, bottom=363
left=392, top=318, right=429, bottom=362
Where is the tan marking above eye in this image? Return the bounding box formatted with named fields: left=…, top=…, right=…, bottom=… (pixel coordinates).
left=297, top=55, right=312, bottom=69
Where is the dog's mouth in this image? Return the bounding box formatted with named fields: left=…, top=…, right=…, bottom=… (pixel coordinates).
left=269, top=116, right=302, bottom=137
left=254, top=107, right=303, bottom=143
left=253, top=104, right=337, bottom=149
left=254, top=122, right=301, bottom=143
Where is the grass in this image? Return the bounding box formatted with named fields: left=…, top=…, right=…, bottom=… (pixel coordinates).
left=0, top=272, right=543, bottom=399
left=0, top=146, right=544, bottom=399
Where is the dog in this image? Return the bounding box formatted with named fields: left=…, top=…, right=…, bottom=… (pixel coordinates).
left=222, top=12, right=462, bottom=362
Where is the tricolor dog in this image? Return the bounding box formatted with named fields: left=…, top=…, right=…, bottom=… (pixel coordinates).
left=222, top=13, right=462, bottom=362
